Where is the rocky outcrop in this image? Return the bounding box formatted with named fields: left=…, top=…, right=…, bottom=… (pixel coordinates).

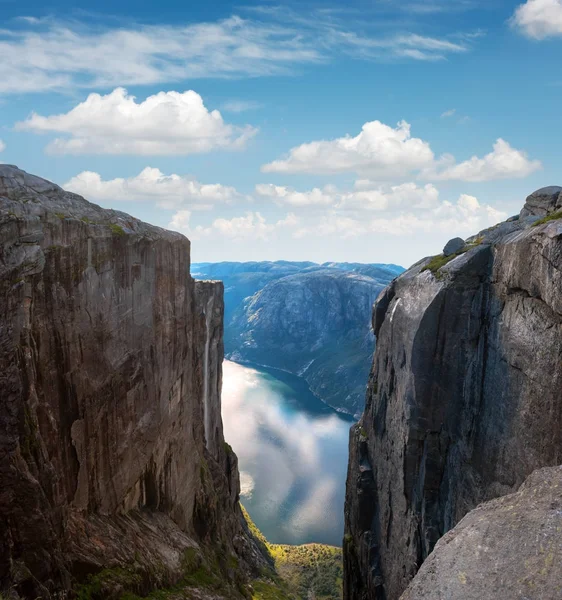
left=192, top=262, right=403, bottom=416
left=0, top=166, right=268, bottom=598
left=401, top=465, right=562, bottom=600
left=344, top=188, right=562, bottom=599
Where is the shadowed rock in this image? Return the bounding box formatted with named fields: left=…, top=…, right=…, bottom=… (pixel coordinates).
left=344, top=186, right=562, bottom=600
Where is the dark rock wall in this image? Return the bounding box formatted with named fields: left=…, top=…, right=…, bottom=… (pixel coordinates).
left=344, top=190, right=562, bottom=600
left=0, top=166, right=264, bottom=598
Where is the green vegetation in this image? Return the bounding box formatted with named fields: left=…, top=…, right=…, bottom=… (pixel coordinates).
left=55, top=212, right=66, bottom=219
left=252, top=580, right=293, bottom=600
left=74, top=505, right=341, bottom=600
left=422, top=251, right=465, bottom=276
left=267, top=544, right=343, bottom=600
left=109, top=223, right=126, bottom=236
left=242, top=504, right=343, bottom=600
left=532, top=210, right=562, bottom=227
left=76, top=567, right=143, bottom=600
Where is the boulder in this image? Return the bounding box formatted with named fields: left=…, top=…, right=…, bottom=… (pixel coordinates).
left=443, top=237, right=465, bottom=256
left=520, top=186, right=562, bottom=218
left=401, top=466, right=562, bottom=600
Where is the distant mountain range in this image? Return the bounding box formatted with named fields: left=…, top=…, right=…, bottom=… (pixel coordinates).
left=192, top=261, right=404, bottom=416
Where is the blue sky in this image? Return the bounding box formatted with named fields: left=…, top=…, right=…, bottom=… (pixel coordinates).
left=1, top=0, right=561, bottom=266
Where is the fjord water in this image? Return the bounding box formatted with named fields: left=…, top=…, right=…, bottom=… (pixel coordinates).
left=222, top=360, right=354, bottom=546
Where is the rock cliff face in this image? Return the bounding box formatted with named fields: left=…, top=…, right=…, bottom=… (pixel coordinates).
left=400, top=465, right=562, bottom=600
left=0, top=166, right=267, bottom=598
left=193, top=262, right=403, bottom=416
left=344, top=188, right=562, bottom=600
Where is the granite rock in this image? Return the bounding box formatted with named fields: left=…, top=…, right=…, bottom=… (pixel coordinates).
left=442, top=237, right=464, bottom=256
left=0, top=166, right=268, bottom=598
left=344, top=187, right=562, bottom=599
left=401, top=466, right=562, bottom=600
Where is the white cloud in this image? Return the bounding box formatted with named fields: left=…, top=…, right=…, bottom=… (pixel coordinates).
left=426, top=138, right=542, bottom=182
left=169, top=210, right=299, bottom=241
left=16, top=88, right=257, bottom=155
left=64, top=167, right=245, bottom=210
left=262, top=121, right=541, bottom=182
left=261, top=120, right=435, bottom=177
left=441, top=108, right=456, bottom=118
left=256, top=181, right=440, bottom=211
left=294, top=194, right=506, bottom=238
left=0, top=13, right=480, bottom=94
left=255, top=183, right=335, bottom=207
left=511, top=0, right=562, bottom=39
left=0, top=140, right=5, bottom=153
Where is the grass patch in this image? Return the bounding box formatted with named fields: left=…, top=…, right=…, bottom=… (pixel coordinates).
left=109, top=223, right=126, bottom=236
left=242, top=505, right=342, bottom=600
left=422, top=251, right=464, bottom=275
left=55, top=212, right=66, bottom=220
left=252, top=580, right=293, bottom=600
left=532, top=210, right=562, bottom=227
left=76, top=567, right=143, bottom=600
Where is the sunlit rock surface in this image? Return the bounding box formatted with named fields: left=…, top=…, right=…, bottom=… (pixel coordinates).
left=344, top=188, right=562, bottom=599
left=401, top=466, right=562, bottom=600
left=0, top=165, right=268, bottom=598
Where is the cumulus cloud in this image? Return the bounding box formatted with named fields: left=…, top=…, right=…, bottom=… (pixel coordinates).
left=16, top=88, right=257, bottom=155
left=441, top=108, right=456, bottom=118
left=64, top=168, right=245, bottom=210
left=0, top=140, right=5, bottom=153
left=169, top=210, right=298, bottom=241
left=511, top=0, right=562, bottom=39
left=294, top=193, right=506, bottom=238
left=426, top=138, right=542, bottom=182
left=255, top=183, right=336, bottom=207
left=262, top=120, right=435, bottom=178
left=0, top=14, right=479, bottom=94
left=256, top=181, right=440, bottom=211
left=262, top=121, right=541, bottom=182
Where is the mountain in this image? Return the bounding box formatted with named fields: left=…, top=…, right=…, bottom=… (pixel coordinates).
left=0, top=166, right=283, bottom=599
left=192, top=262, right=403, bottom=416
left=343, top=187, right=562, bottom=599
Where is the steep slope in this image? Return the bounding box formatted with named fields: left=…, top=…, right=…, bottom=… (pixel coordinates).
left=193, top=262, right=403, bottom=416
left=344, top=187, right=562, bottom=599
left=0, top=166, right=270, bottom=599
left=400, top=465, right=562, bottom=600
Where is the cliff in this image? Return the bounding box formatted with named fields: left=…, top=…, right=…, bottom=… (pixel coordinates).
left=343, top=187, right=562, bottom=599
left=0, top=166, right=269, bottom=599
left=192, top=262, right=402, bottom=416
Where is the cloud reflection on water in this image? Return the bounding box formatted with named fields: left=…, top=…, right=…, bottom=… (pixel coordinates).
left=221, top=360, right=351, bottom=546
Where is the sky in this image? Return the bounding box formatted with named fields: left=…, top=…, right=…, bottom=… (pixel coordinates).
left=1, top=0, right=562, bottom=267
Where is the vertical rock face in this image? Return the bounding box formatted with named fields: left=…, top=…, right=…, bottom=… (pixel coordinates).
left=344, top=190, right=562, bottom=600
left=0, top=166, right=264, bottom=598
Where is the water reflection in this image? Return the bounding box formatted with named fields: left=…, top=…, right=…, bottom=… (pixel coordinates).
left=221, top=360, right=354, bottom=546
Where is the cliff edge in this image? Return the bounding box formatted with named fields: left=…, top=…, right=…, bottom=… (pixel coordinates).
left=344, top=187, right=562, bottom=599
left=0, top=166, right=269, bottom=599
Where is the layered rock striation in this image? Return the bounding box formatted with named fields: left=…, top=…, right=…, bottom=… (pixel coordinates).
left=0, top=166, right=267, bottom=598
left=344, top=187, right=562, bottom=599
